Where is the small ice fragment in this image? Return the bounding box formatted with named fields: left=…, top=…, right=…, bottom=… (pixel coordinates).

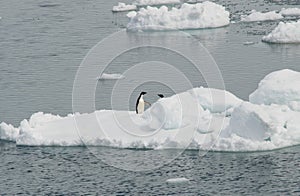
left=166, top=178, right=190, bottom=183
left=243, top=41, right=255, bottom=45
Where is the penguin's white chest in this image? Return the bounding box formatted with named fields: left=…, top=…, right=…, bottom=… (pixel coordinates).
left=137, top=98, right=145, bottom=114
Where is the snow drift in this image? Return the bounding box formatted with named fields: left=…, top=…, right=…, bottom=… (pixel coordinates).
left=1, top=69, right=300, bottom=151
left=241, top=10, right=283, bottom=22
left=262, top=20, right=300, bottom=43
left=126, top=2, right=230, bottom=31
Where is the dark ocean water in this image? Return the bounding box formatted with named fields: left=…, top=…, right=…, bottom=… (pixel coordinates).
left=0, top=0, right=299, bottom=194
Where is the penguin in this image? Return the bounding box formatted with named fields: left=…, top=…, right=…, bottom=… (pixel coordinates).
left=157, top=94, right=164, bottom=98
left=136, top=92, right=151, bottom=114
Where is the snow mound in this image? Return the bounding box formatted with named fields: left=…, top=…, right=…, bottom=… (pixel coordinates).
left=135, top=0, right=180, bottom=6
left=126, top=2, right=230, bottom=31
left=241, top=10, right=283, bottom=22
left=1, top=69, right=300, bottom=151
left=112, top=3, right=137, bottom=12
left=189, top=87, right=242, bottom=113
left=98, top=73, right=125, bottom=80
left=280, top=8, right=300, bottom=16
left=211, top=102, right=300, bottom=151
left=262, top=20, right=300, bottom=43
left=166, top=178, right=190, bottom=183
left=250, top=69, right=300, bottom=107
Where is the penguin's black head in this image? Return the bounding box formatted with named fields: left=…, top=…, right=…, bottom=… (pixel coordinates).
left=157, top=94, right=164, bottom=98
left=140, top=91, right=147, bottom=95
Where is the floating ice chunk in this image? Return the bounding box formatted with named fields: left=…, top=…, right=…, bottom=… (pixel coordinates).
left=127, top=2, right=230, bottom=31
left=243, top=41, right=255, bottom=45
left=112, top=3, right=137, bottom=12
left=135, top=0, right=180, bottom=6
left=241, top=10, right=283, bottom=22
left=262, top=20, right=300, bottom=43
left=97, top=73, right=125, bottom=80
left=1, top=70, right=300, bottom=151
left=166, top=178, right=190, bottom=183
left=250, top=69, right=300, bottom=107
left=280, top=7, right=300, bottom=16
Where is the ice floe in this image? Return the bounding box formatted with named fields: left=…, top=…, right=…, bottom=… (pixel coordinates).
left=126, top=2, right=230, bottom=31
left=241, top=10, right=283, bottom=22
left=280, top=7, right=300, bottom=17
left=134, top=0, right=180, bottom=6
left=1, top=69, right=300, bottom=151
left=262, top=20, right=300, bottom=43
left=112, top=3, right=137, bottom=12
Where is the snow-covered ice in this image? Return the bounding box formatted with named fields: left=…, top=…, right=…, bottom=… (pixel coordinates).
left=280, top=8, right=300, bottom=16
left=250, top=69, right=300, bottom=107
left=262, top=20, right=300, bottom=43
left=112, top=3, right=137, bottom=12
left=97, top=73, right=125, bottom=80
left=241, top=10, right=283, bottom=22
left=1, top=69, right=300, bottom=152
left=134, top=0, right=180, bottom=6
left=126, top=2, right=230, bottom=31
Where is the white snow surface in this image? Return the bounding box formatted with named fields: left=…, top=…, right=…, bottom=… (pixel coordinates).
left=262, top=20, right=300, bottom=43
left=241, top=10, right=283, bottom=22
left=112, top=3, right=137, bottom=12
left=134, top=0, right=180, bottom=6
left=1, top=69, right=300, bottom=152
left=98, top=73, right=125, bottom=80
left=126, top=2, right=230, bottom=31
left=280, top=8, right=300, bottom=16
left=250, top=69, right=300, bottom=107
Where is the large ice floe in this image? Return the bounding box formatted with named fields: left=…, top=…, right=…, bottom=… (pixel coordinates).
left=126, top=2, right=230, bottom=31
left=112, top=3, right=137, bottom=12
left=262, top=20, right=300, bottom=43
left=241, top=10, right=283, bottom=22
left=134, top=0, right=180, bottom=6
left=1, top=69, right=300, bottom=151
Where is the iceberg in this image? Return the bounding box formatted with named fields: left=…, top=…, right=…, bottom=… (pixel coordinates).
left=112, top=3, right=137, bottom=12
left=262, top=20, right=300, bottom=43
left=126, top=2, right=230, bottom=31
left=134, top=0, right=180, bottom=6
left=280, top=8, right=300, bottom=16
left=1, top=69, right=300, bottom=152
left=241, top=10, right=283, bottom=22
